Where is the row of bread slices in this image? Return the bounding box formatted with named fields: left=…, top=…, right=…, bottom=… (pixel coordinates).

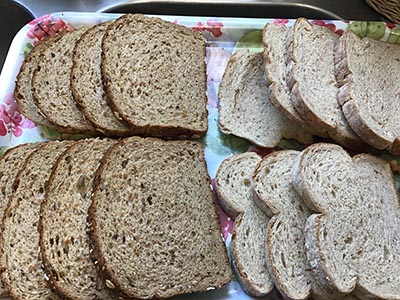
left=15, top=14, right=208, bottom=138
left=219, top=18, right=400, bottom=154
left=215, top=142, right=400, bottom=300
left=0, top=138, right=231, bottom=300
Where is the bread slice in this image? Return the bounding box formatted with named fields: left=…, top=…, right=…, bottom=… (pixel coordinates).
left=32, top=28, right=98, bottom=135
left=71, top=22, right=132, bottom=136
left=101, top=14, right=208, bottom=138
left=14, top=40, right=55, bottom=128
left=88, top=137, right=231, bottom=299
left=0, top=142, right=41, bottom=296
left=215, top=152, right=274, bottom=297
left=39, top=139, right=116, bottom=300
left=218, top=49, right=313, bottom=148
left=253, top=150, right=361, bottom=300
left=292, top=143, right=400, bottom=299
left=337, top=31, right=400, bottom=154
left=253, top=150, right=314, bottom=300
left=263, top=24, right=313, bottom=133
left=1, top=140, right=74, bottom=300
left=290, top=18, right=364, bottom=150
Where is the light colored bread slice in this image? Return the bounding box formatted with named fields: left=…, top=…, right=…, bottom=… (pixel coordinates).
left=39, top=139, right=116, bottom=300
left=253, top=150, right=358, bottom=300
left=71, top=22, right=132, bottom=136
left=1, top=140, right=74, bottom=300
left=253, top=150, right=314, bottom=300
left=263, top=24, right=315, bottom=135
left=337, top=31, right=400, bottom=155
left=32, top=28, right=98, bottom=135
left=290, top=18, right=364, bottom=150
left=0, top=142, right=41, bottom=297
left=218, top=49, right=313, bottom=148
left=88, top=137, right=231, bottom=299
left=101, top=14, right=208, bottom=138
left=215, top=152, right=274, bottom=297
left=292, top=143, right=400, bottom=299
left=14, top=40, right=55, bottom=128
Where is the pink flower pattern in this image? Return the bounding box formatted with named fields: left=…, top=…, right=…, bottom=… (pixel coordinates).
left=311, top=20, right=344, bottom=36
left=273, top=19, right=289, bottom=25
left=0, top=94, right=36, bottom=137
left=27, top=14, right=74, bottom=44
left=192, top=19, right=224, bottom=37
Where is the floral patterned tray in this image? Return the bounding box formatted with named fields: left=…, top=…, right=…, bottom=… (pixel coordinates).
left=0, top=12, right=400, bottom=300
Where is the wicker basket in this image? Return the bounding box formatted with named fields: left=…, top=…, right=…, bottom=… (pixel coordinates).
left=366, top=0, right=400, bottom=23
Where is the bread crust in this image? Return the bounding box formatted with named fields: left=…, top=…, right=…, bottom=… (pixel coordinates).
left=341, top=100, right=389, bottom=150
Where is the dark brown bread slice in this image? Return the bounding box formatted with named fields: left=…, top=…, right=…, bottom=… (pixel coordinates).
left=0, top=142, right=41, bottom=296
left=0, top=140, right=74, bottom=300
left=101, top=14, right=208, bottom=138
left=89, top=137, right=231, bottom=299
left=14, top=40, right=55, bottom=128
left=39, top=138, right=116, bottom=300
left=71, top=22, right=132, bottom=136
left=32, top=28, right=98, bottom=135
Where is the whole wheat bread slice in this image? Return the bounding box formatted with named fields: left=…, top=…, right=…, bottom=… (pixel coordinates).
left=290, top=18, right=364, bottom=150
left=215, top=152, right=274, bottom=297
left=14, top=40, right=55, bottom=128
left=218, top=49, right=313, bottom=148
left=39, top=139, right=116, bottom=300
left=292, top=143, right=400, bottom=299
left=71, top=22, right=132, bottom=136
left=32, top=28, right=98, bottom=135
left=337, top=31, right=400, bottom=155
left=0, top=140, right=74, bottom=300
left=88, top=137, right=231, bottom=299
left=101, top=14, right=208, bottom=138
left=0, top=142, right=41, bottom=296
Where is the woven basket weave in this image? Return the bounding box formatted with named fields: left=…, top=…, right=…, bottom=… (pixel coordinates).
left=366, top=0, right=400, bottom=23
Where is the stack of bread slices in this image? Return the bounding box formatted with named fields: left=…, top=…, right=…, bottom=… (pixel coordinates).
left=219, top=18, right=400, bottom=154
left=5, top=15, right=233, bottom=300
left=0, top=137, right=232, bottom=300
left=216, top=142, right=400, bottom=300
left=14, top=14, right=208, bottom=139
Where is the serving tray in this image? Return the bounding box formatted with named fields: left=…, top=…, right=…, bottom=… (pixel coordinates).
left=0, top=12, right=400, bottom=300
